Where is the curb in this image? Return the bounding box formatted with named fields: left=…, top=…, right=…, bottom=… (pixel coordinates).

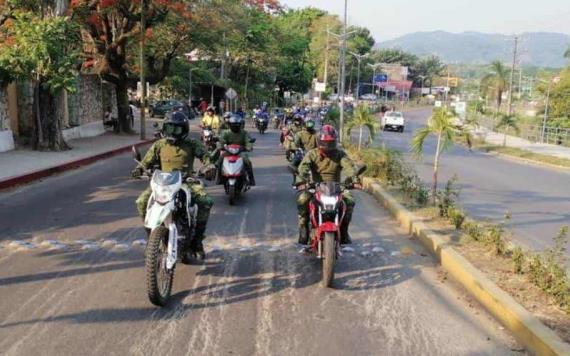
left=362, top=177, right=570, bottom=356
left=0, top=139, right=154, bottom=191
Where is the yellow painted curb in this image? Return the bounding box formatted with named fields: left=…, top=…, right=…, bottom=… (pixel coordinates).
left=363, top=177, right=570, bottom=356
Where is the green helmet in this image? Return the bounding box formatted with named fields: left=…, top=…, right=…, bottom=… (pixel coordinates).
left=305, top=119, right=315, bottom=130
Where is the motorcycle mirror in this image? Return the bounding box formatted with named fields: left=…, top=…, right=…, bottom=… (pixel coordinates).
left=152, top=122, right=159, bottom=128
left=356, top=164, right=367, bottom=176
left=249, top=138, right=256, bottom=143
left=132, top=146, right=142, bottom=162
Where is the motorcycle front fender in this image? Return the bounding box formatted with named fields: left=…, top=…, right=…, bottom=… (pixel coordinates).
left=229, top=178, right=236, bottom=186
left=144, top=201, right=174, bottom=230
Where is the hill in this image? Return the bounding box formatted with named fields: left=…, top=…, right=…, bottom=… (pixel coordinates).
left=376, top=31, right=570, bottom=68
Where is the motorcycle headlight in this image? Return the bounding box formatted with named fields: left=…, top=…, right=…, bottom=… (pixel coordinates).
left=320, top=195, right=338, bottom=211
left=227, top=146, right=240, bottom=155
left=204, top=130, right=212, bottom=137
left=153, top=184, right=177, bottom=204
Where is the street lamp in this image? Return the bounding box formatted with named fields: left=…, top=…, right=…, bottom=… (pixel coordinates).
left=539, top=76, right=560, bottom=143
left=348, top=51, right=369, bottom=105
left=184, top=53, right=200, bottom=107
left=367, top=63, right=382, bottom=101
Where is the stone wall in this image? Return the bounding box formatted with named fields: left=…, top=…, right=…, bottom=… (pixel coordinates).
left=16, top=81, right=34, bottom=142
left=68, top=75, right=104, bottom=127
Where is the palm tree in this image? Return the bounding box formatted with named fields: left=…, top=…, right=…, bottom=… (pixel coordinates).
left=495, top=113, right=520, bottom=147
left=411, top=108, right=472, bottom=205
left=481, top=61, right=510, bottom=117
left=345, top=104, right=380, bottom=150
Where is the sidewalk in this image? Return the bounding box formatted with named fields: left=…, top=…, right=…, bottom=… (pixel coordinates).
left=475, top=127, right=570, bottom=160
left=0, top=119, right=154, bottom=182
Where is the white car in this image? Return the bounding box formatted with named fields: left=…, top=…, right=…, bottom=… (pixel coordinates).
left=382, top=111, right=405, bottom=132
left=359, top=93, right=377, bottom=101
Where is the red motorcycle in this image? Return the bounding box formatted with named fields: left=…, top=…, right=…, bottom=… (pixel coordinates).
left=300, top=171, right=364, bottom=287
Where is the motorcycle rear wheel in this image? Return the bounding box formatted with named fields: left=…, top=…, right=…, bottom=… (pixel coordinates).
left=321, top=232, right=336, bottom=288
left=146, top=226, right=174, bottom=306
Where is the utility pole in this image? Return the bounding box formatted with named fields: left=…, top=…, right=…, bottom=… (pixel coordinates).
left=139, top=0, right=147, bottom=140
left=324, top=25, right=329, bottom=87
left=507, top=35, right=519, bottom=115
left=339, top=0, right=347, bottom=142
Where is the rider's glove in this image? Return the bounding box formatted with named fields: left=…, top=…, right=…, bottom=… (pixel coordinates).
left=131, top=167, right=144, bottom=178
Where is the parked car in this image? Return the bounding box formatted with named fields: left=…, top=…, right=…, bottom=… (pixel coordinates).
left=359, top=93, right=377, bottom=101
left=381, top=111, right=405, bottom=132
left=149, top=100, right=191, bottom=119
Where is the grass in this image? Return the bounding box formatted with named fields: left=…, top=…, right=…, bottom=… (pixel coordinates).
left=471, top=139, right=570, bottom=168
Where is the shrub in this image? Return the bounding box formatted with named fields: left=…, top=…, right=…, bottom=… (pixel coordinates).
left=511, top=246, right=524, bottom=274
left=437, top=176, right=459, bottom=218
left=447, top=207, right=466, bottom=230
left=486, top=224, right=507, bottom=255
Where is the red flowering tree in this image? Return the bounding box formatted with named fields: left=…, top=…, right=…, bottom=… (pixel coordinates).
left=71, top=0, right=193, bottom=132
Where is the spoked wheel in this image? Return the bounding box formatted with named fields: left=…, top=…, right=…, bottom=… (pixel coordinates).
left=321, top=232, right=336, bottom=288
left=146, top=226, right=174, bottom=306
left=228, top=185, right=237, bottom=205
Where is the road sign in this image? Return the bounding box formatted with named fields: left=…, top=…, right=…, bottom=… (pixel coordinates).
left=374, top=74, right=388, bottom=83
left=315, top=82, right=326, bottom=92
left=225, top=88, right=237, bottom=100
left=284, top=91, right=291, bottom=99
left=434, top=101, right=442, bottom=108
left=448, top=77, right=459, bottom=87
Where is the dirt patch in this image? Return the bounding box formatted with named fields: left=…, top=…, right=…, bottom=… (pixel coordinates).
left=456, top=241, right=570, bottom=344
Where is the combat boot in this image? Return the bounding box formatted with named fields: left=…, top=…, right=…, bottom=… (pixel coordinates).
left=298, top=216, right=310, bottom=245
left=191, top=224, right=207, bottom=260
left=340, top=214, right=353, bottom=245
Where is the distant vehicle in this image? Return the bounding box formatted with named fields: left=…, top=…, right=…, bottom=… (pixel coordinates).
left=359, top=94, right=377, bottom=101
left=149, top=100, right=191, bottom=119
left=381, top=111, right=405, bottom=132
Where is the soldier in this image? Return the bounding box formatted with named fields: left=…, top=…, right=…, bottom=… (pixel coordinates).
left=132, top=111, right=213, bottom=259
left=295, top=125, right=359, bottom=245
left=289, top=118, right=319, bottom=185
left=217, top=114, right=256, bottom=186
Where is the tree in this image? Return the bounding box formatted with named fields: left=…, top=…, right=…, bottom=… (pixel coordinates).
left=411, top=108, right=472, bottom=204
left=70, top=0, right=194, bottom=132
left=0, top=12, right=80, bottom=150
left=481, top=61, right=510, bottom=117
left=414, top=56, right=446, bottom=88
left=495, top=113, right=519, bottom=147
left=345, top=104, right=380, bottom=150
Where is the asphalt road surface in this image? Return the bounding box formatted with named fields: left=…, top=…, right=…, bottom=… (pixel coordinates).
left=374, top=108, right=570, bottom=254
left=0, top=126, right=522, bottom=355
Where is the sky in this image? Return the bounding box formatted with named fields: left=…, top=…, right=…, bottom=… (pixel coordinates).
left=281, top=0, right=570, bottom=42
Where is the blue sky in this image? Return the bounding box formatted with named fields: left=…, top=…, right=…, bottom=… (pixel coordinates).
left=281, top=0, right=570, bottom=42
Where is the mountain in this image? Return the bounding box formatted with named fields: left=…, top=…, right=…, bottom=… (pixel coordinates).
left=376, top=31, right=570, bottom=68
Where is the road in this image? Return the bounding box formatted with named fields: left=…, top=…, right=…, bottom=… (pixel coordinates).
left=375, top=108, right=570, bottom=254
left=0, top=126, right=521, bottom=355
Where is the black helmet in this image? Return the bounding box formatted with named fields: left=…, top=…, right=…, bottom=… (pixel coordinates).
left=293, top=114, right=304, bottom=126
left=163, top=111, right=189, bottom=143
left=228, top=114, right=243, bottom=133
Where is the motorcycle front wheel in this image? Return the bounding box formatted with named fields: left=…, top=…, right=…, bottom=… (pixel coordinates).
left=321, top=232, right=336, bottom=288
left=146, top=226, right=174, bottom=306
left=228, top=185, right=237, bottom=205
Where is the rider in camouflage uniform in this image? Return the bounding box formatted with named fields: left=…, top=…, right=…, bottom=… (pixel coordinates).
left=289, top=118, right=319, bottom=185
left=133, top=111, right=213, bottom=258
left=217, top=114, right=256, bottom=186
left=295, top=125, right=359, bottom=245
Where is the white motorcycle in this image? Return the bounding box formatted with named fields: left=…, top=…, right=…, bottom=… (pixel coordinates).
left=132, top=147, right=199, bottom=307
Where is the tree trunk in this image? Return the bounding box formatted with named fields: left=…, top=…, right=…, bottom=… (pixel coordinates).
left=243, top=60, right=250, bottom=110
left=358, top=125, right=363, bottom=150
left=33, top=81, right=70, bottom=151
left=116, top=81, right=132, bottom=133
left=432, top=132, right=442, bottom=205
left=503, top=127, right=508, bottom=147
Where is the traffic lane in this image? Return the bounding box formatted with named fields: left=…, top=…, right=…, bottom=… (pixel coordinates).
left=378, top=109, right=570, bottom=252
left=0, top=127, right=519, bottom=355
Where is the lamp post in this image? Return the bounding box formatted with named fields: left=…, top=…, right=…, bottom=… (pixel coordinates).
left=348, top=51, right=368, bottom=106
left=184, top=53, right=199, bottom=108
left=540, top=76, right=560, bottom=143
left=139, top=0, right=147, bottom=139
left=367, top=63, right=382, bottom=102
